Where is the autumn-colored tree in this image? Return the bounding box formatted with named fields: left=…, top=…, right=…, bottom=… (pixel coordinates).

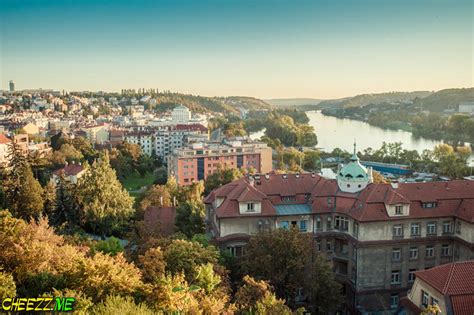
left=75, top=152, right=134, bottom=236
left=92, top=295, right=155, bottom=315
left=138, top=247, right=166, bottom=283
left=235, top=275, right=292, bottom=314
left=75, top=252, right=143, bottom=302
left=0, top=269, right=16, bottom=299
left=138, top=184, right=172, bottom=213
left=51, top=143, right=83, bottom=166
left=372, top=170, right=388, bottom=184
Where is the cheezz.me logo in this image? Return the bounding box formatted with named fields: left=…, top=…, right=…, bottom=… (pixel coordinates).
left=1, top=297, right=75, bottom=312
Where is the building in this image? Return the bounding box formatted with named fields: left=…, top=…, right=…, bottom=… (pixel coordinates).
left=168, top=139, right=273, bottom=186
left=171, top=105, right=191, bottom=123
left=155, top=124, right=208, bottom=160
left=51, top=163, right=86, bottom=184
left=458, top=102, right=474, bottom=114
left=0, top=134, right=11, bottom=167
left=401, top=261, right=474, bottom=315
left=124, top=130, right=154, bottom=155
left=9, top=80, right=14, bottom=92
left=144, top=206, right=177, bottom=236
left=80, top=124, right=109, bottom=144
left=204, top=152, right=474, bottom=314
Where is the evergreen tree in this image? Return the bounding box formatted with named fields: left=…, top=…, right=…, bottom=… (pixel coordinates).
left=76, top=152, right=134, bottom=236
left=4, top=142, right=44, bottom=219
left=175, top=200, right=206, bottom=238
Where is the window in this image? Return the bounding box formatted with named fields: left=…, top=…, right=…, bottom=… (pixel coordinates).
left=282, top=195, right=296, bottom=202
left=316, top=240, right=321, bottom=251
left=316, top=217, right=322, bottom=230
left=392, top=248, right=401, bottom=261
left=391, top=270, right=400, bottom=284
left=410, top=223, right=420, bottom=236
left=246, top=203, right=255, bottom=212
left=353, top=222, right=359, bottom=237
left=409, top=247, right=418, bottom=260
left=443, top=221, right=452, bottom=234
left=431, top=297, right=438, bottom=306
left=393, top=225, right=403, bottom=237
left=456, top=221, right=461, bottom=234
left=390, top=294, right=399, bottom=309
left=327, top=217, right=332, bottom=230
left=395, top=205, right=403, bottom=215
left=441, top=244, right=450, bottom=257
left=326, top=240, right=332, bottom=252
left=279, top=221, right=289, bottom=229
left=408, top=269, right=416, bottom=282
left=299, top=220, right=307, bottom=232
left=227, top=245, right=245, bottom=257
left=427, top=222, right=437, bottom=235
left=426, top=245, right=434, bottom=258
left=422, top=290, right=429, bottom=307
left=422, top=202, right=438, bottom=208
left=335, top=216, right=349, bottom=232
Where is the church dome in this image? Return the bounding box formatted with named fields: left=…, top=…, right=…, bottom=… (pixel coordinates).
left=338, top=154, right=369, bottom=180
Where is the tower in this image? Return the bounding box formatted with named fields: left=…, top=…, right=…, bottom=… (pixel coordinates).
left=336, top=140, right=373, bottom=193
left=9, top=80, right=14, bottom=92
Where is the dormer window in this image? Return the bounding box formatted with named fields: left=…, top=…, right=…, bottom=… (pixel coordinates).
left=422, top=202, right=438, bottom=208
left=395, top=205, right=403, bottom=215
left=247, top=203, right=255, bottom=212
left=282, top=195, right=296, bottom=202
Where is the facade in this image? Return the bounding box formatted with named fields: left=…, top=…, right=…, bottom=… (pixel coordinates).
left=51, top=163, right=86, bottom=184
left=401, top=261, right=474, bottom=315
left=171, top=105, right=191, bottom=123
left=458, top=102, right=474, bottom=114
left=0, top=134, right=11, bottom=167
left=80, top=124, right=109, bottom=144
left=168, top=139, right=273, bottom=186
left=124, top=131, right=154, bottom=155
left=204, top=154, right=474, bottom=314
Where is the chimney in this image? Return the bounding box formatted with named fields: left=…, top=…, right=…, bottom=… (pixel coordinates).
left=282, top=174, right=287, bottom=179
left=249, top=176, right=255, bottom=187
left=160, top=196, right=163, bottom=207
left=311, top=172, right=316, bottom=178
left=295, top=173, right=300, bottom=179
left=265, top=173, right=270, bottom=180
left=391, top=181, right=398, bottom=189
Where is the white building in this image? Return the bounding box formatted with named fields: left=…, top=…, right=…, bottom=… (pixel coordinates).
left=171, top=105, right=191, bottom=123
left=458, top=101, right=474, bottom=113
left=0, top=134, right=11, bottom=167
left=124, top=131, right=154, bottom=155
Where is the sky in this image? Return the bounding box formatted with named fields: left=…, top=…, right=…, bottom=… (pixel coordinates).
left=0, top=0, right=472, bottom=99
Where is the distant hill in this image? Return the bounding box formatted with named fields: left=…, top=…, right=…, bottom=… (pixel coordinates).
left=413, top=88, right=474, bottom=112
left=317, top=91, right=432, bottom=109
left=264, top=98, right=323, bottom=107
left=154, top=93, right=271, bottom=114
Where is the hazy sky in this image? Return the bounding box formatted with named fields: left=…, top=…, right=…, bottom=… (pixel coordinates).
left=0, top=0, right=472, bottom=99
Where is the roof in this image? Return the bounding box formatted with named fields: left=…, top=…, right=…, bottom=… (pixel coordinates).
left=0, top=133, right=11, bottom=144
left=205, top=173, right=474, bottom=222
left=274, top=204, right=312, bottom=216
left=144, top=206, right=176, bottom=236
left=175, top=124, right=207, bottom=132
left=415, top=261, right=474, bottom=315
left=415, top=261, right=474, bottom=296
left=53, top=164, right=84, bottom=176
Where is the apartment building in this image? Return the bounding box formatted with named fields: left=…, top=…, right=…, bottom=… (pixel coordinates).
left=168, top=139, right=273, bottom=186
left=401, top=261, right=473, bottom=315
left=204, top=153, right=474, bottom=314
left=0, top=133, right=11, bottom=167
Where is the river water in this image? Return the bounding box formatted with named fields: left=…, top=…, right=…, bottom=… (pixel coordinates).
left=250, top=110, right=474, bottom=165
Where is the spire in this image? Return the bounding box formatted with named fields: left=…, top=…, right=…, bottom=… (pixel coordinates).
left=351, top=139, right=358, bottom=161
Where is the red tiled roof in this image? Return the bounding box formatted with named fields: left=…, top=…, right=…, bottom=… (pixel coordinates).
left=175, top=124, right=208, bottom=132
left=53, top=164, right=84, bottom=176
left=0, top=134, right=11, bottom=144
left=450, top=295, right=474, bottom=315
left=144, top=206, right=176, bottom=236
left=415, top=261, right=474, bottom=295
left=205, top=173, right=474, bottom=222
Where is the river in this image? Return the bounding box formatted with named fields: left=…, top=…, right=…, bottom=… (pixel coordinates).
left=250, top=110, right=474, bottom=166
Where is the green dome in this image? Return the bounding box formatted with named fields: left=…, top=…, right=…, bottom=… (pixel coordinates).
left=338, top=155, right=369, bottom=181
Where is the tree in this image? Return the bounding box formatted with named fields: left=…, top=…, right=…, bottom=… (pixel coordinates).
left=76, top=252, right=143, bottom=302
left=235, top=275, right=293, bottom=314
left=51, top=144, right=83, bottom=166
left=138, top=247, right=166, bottom=283
left=75, top=152, right=134, bottom=236
left=53, top=173, right=81, bottom=228
left=138, top=184, right=172, bottom=213
left=93, top=237, right=124, bottom=256
left=92, top=295, right=155, bottom=315
left=175, top=200, right=206, bottom=238
left=163, top=239, right=220, bottom=282
left=0, top=269, right=16, bottom=299
left=204, top=166, right=242, bottom=195
left=242, top=228, right=342, bottom=311
left=3, top=142, right=44, bottom=219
